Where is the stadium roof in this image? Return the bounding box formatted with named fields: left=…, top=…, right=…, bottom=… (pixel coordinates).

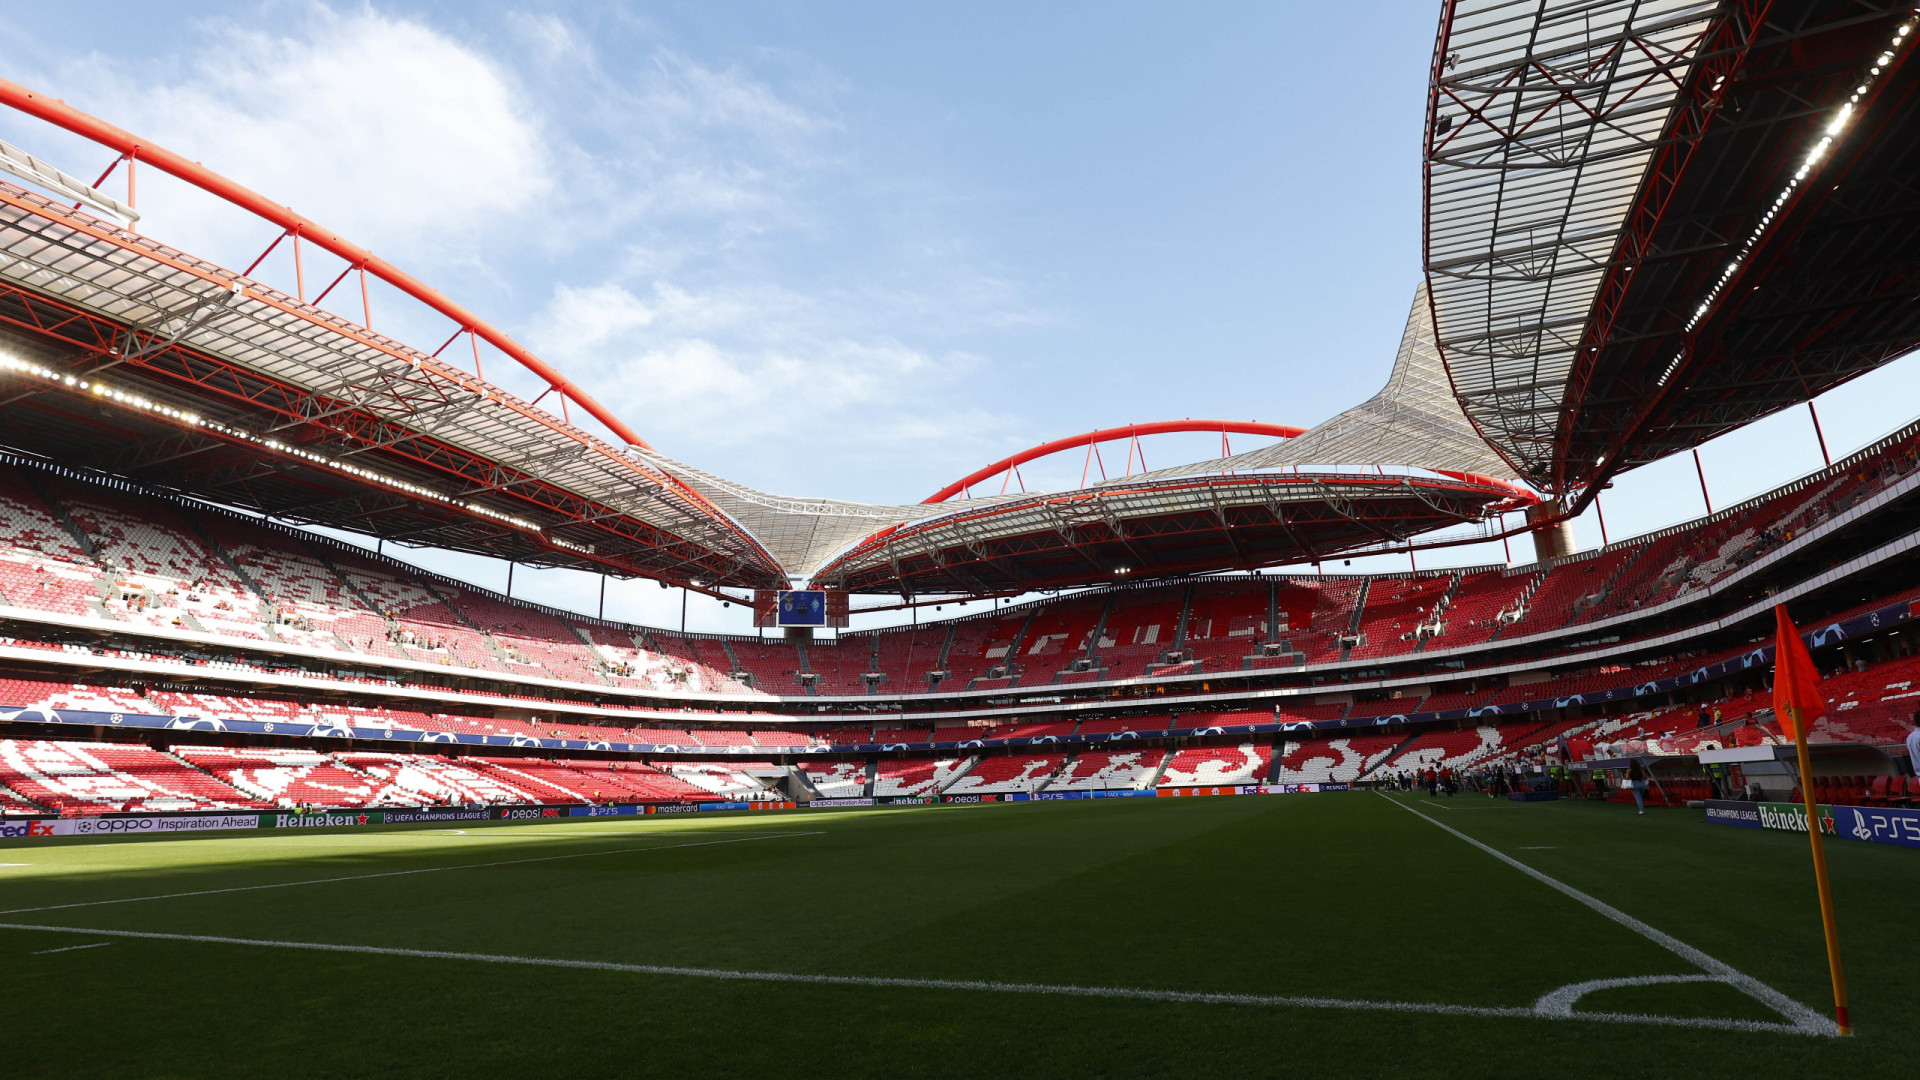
left=0, top=58, right=1562, bottom=598
left=1427, top=0, right=1920, bottom=498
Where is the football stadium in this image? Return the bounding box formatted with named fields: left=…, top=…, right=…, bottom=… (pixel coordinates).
left=2, top=2, right=1920, bottom=1076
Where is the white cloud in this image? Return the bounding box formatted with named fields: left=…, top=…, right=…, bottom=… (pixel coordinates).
left=531, top=279, right=1001, bottom=465
left=44, top=8, right=551, bottom=269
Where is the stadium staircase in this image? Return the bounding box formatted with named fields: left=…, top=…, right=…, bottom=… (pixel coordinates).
left=926, top=621, right=958, bottom=690
left=970, top=608, right=1037, bottom=689
left=1411, top=572, right=1463, bottom=653
left=934, top=755, right=981, bottom=794
left=1489, top=565, right=1552, bottom=641
left=415, top=578, right=513, bottom=666
left=1338, top=580, right=1371, bottom=662
left=795, top=640, right=817, bottom=696
left=1565, top=545, right=1647, bottom=628
left=1355, top=730, right=1424, bottom=781
left=16, top=471, right=114, bottom=620
left=199, top=517, right=321, bottom=649
left=1157, top=580, right=1197, bottom=669
left=1141, top=747, right=1175, bottom=788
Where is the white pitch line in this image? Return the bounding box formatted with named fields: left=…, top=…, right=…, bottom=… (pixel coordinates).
left=0, top=830, right=823, bottom=916
left=29, top=940, right=111, bottom=955
left=0, top=922, right=1816, bottom=1036
left=1377, top=794, right=1833, bottom=1035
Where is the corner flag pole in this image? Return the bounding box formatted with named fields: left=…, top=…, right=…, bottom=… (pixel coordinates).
left=1773, top=605, right=1850, bottom=1035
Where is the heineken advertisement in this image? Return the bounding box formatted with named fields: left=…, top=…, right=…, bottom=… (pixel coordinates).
left=1705, top=799, right=1920, bottom=850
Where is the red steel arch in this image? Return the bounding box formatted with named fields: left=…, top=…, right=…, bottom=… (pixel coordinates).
left=925, top=420, right=1308, bottom=504
left=0, top=77, right=652, bottom=452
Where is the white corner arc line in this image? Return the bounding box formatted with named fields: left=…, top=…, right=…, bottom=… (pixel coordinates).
left=0, top=922, right=1818, bottom=1036
left=1377, top=794, right=1833, bottom=1035
left=1535, top=974, right=1722, bottom=1017
left=0, top=830, right=823, bottom=917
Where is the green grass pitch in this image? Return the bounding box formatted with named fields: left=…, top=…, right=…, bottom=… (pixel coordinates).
left=1, top=791, right=1914, bottom=1078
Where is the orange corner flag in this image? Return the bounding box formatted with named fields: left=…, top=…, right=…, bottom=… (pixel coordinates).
left=1772, top=604, right=1849, bottom=1036
left=1773, top=605, right=1826, bottom=740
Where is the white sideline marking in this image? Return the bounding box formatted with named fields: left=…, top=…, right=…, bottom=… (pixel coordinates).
left=30, top=940, right=111, bottom=955
left=1378, top=794, right=1833, bottom=1035
left=0, top=922, right=1818, bottom=1035
left=0, top=830, right=823, bottom=916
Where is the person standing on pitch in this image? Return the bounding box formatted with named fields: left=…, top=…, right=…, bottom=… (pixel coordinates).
left=1626, top=759, right=1648, bottom=814
left=1906, top=708, right=1920, bottom=775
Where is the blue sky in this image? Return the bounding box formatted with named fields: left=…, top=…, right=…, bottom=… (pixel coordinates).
left=0, top=2, right=1913, bottom=632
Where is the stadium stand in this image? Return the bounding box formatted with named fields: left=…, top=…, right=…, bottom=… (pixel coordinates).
left=873, top=756, right=970, bottom=796
left=1349, top=574, right=1452, bottom=659
left=1046, top=748, right=1161, bottom=790
left=942, top=753, right=1066, bottom=795
left=0, top=467, right=100, bottom=617
left=333, top=753, right=539, bottom=804
left=870, top=626, right=947, bottom=690
left=1274, top=733, right=1406, bottom=784
left=1159, top=742, right=1272, bottom=786
left=1095, top=590, right=1185, bottom=676
left=799, top=760, right=868, bottom=798
left=0, top=739, right=260, bottom=813
left=1181, top=579, right=1273, bottom=672
left=175, top=746, right=396, bottom=808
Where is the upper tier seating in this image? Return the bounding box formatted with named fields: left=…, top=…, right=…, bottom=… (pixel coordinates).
left=1428, top=568, right=1533, bottom=649
left=1046, top=748, right=1161, bottom=790
left=0, top=468, right=100, bottom=616
left=1512, top=548, right=1637, bottom=633
left=871, top=626, right=948, bottom=690
left=1181, top=580, right=1271, bottom=672
left=1019, top=596, right=1107, bottom=674
left=450, top=590, right=603, bottom=684
left=730, top=638, right=805, bottom=691
left=1293, top=579, right=1366, bottom=663
left=1158, top=742, right=1272, bottom=786
left=1096, top=592, right=1186, bottom=676
left=942, top=612, right=1030, bottom=685
left=0, top=739, right=261, bottom=813
left=174, top=746, right=397, bottom=808
left=942, top=753, right=1066, bottom=794
left=647, top=634, right=742, bottom=694
left=1349, top=575, right=1454, bottom=660
left=57, top=482, right=266, bottom=641
left=200, top=517, right=381, bottom=656
left=333, top=553, right=508, bottom=673
left=804, top=640, right=876, bottom=695
left=873, top=756, right=969, bottom=796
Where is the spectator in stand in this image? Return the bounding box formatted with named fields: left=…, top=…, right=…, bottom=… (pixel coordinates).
left=1907, top=709, right=1920, bottom=775
left=1696, top=703, right=1711, bottom=729
left=1626, top=759, right=1648, bottom=815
